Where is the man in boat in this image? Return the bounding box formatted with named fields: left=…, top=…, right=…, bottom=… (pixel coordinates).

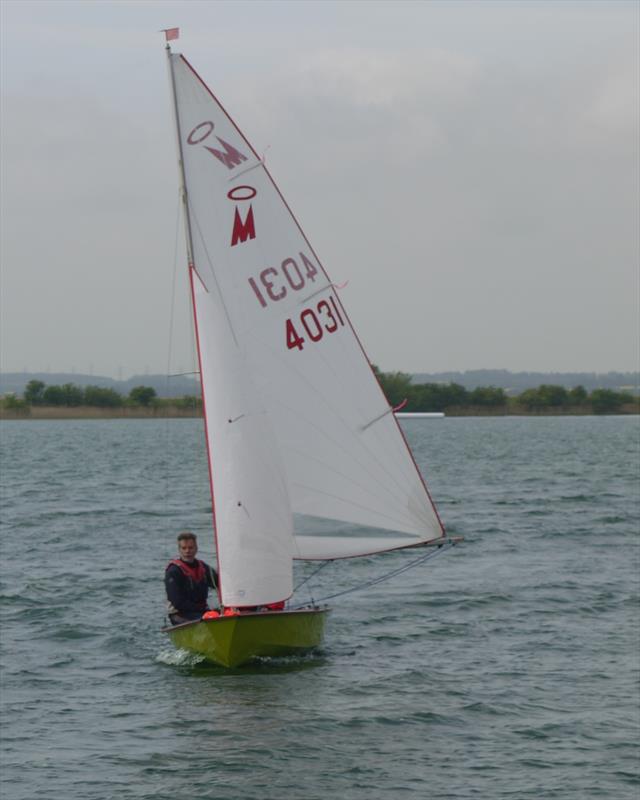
left=165, top=531, right=218, bottom=625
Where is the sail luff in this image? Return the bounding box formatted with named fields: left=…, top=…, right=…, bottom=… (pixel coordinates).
left=186, top=267, right=223, bottom=603
left=392, top=414, right=447, bottom=535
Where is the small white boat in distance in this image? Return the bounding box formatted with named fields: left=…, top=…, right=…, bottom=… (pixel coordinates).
left=396, top=412, right=445, bottom=418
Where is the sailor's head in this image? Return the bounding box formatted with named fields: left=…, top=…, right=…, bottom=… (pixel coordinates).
left=177, top=531, right=198, bottom=562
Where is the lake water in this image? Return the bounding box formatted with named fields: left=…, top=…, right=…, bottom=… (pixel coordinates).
left=1, top=416, right=638, bottom=799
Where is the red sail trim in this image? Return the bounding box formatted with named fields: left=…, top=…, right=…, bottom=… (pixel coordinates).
left=188, top=264, right=223, bottom=604
left=177, top=55, right=446, bottom=538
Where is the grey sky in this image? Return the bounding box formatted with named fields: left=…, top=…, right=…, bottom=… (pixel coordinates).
left=1, top=0, right=638, bottom=378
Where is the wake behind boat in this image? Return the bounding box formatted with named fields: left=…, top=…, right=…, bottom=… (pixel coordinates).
left=161, top=30, right=460, bottom=666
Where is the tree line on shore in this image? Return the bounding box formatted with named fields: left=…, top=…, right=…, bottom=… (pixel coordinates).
left=2, top=380, right=200, bottom=412
left=1, top=375, right=637, bottom=415
left=374, top=368, right=637, bottom=414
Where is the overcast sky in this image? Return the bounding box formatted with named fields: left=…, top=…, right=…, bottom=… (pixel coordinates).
left=1, top=0, right=638, bottom=378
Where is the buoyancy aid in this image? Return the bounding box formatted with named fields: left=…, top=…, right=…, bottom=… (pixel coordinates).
left=167, top=558, right=207, bottom=584
left=165, top=558, right=211, bottom=614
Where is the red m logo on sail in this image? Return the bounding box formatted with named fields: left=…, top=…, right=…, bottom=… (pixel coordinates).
left=205, top=137, right=248, bottom=170
left=231, top=205, right=256, bottom=246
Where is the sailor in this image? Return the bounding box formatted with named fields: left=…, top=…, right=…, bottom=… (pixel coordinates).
left=165, top=531, right=218, bottom=625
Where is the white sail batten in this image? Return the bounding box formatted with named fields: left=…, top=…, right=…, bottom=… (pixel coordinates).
left=170, top=53, right=444, bottom=576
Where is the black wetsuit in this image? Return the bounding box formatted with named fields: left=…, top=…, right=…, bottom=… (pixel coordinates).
left=165, top=558, right=218, bottom=625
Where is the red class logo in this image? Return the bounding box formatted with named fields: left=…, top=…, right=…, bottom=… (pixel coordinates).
left=187, top=121, right=248, bottom=170
left=228, top=186, right=257, bottom=247
left=187, top=122, right=256, bottom=246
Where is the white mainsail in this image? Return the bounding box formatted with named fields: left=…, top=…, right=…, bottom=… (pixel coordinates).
left=169, top=53, right=444, bottom=605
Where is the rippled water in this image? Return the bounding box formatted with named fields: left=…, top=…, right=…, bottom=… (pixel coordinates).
left=1, top=416, right=638, bottom=799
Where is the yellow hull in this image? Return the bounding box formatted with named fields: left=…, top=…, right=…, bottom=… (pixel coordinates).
left=163, top=607, right=328, bottom=667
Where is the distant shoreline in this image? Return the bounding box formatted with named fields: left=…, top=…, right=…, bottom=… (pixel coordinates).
left=0, top=406, right=199, bottom=420
left=1, top=405, right=638, bottom=421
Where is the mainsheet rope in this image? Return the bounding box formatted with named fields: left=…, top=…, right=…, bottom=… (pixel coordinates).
left=290, top=540, right=457, bottom=608
left=292, top=559, right=333, bottom=604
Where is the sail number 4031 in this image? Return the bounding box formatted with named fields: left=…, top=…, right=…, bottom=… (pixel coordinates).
left=248, top=252, right=318, bottom=308
left=286, top=298, right=345, bottom=351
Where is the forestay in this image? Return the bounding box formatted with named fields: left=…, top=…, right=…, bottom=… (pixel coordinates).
left=170, top=54, right=444, bottom=603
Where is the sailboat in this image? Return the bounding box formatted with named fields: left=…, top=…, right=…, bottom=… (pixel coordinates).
left=161, top=32, right=460, bottom=667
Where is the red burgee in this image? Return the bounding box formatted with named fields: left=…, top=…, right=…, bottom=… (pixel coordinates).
left=164, top=27, right=179, bottom=41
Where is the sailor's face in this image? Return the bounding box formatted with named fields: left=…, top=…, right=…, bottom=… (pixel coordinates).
left=179, top=539, right=198, bottom=562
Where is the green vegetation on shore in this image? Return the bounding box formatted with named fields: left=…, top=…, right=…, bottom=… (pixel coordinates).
left=2, top=380, right=201, bottom=418
left=1, top=375, right=638, bottom=419
left=374, top=368, right=638, bottom=415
